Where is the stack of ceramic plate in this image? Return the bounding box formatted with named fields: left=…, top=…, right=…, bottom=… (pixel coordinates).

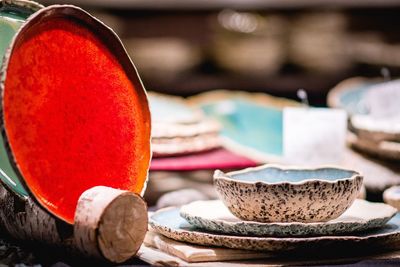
left=328, top=78, right=400, bottom=162
left=148, top=92, right=221, bottom=157
left=150, top=165, right=399, bottom=254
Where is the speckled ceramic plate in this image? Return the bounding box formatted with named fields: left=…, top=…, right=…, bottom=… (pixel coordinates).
left=180, top=199, right=397, bottom=237
left=150, top=207, right=400, bottom=252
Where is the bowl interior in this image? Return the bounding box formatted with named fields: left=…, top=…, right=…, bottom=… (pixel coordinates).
left=229, top=167, right=357, bottom=183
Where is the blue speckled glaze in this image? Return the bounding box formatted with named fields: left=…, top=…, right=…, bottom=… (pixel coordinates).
left=202, top=99, right=283, bottom=156
left=231, top=167, right=357, bottom=183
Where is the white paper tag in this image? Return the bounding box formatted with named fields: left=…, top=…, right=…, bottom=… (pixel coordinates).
left=283, top=107, right=347, bottom=166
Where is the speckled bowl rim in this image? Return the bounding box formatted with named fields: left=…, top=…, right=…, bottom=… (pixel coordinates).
left=213, top=164, right=362, bottom=186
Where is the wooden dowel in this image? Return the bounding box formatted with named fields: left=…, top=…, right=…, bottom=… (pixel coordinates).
left=0, top=184, right=148, bottom=263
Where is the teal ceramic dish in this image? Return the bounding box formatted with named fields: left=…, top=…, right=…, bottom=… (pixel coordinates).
left=189, top=91, right=299, bottom=162
left=328, top=78, right=400, bottom=161
left=214, top=164, right=363, bottom=223
left=0, top=0, right=42, bottom=196
left=327, top=77, right=378, bottom=116
left=180, top=199, right=396, bottom=237
left=202, top=100, right=283, bottom=157
left=150, top=207, right=400, bottom=252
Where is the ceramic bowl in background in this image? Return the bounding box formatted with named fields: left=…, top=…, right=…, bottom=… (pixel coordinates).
left=213, top=164, right=363, bottom=223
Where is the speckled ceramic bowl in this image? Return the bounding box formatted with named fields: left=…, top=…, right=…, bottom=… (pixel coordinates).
left=214, top=165, right=363, bottom=223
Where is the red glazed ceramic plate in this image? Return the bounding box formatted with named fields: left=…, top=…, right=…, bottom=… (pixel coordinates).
left=0, top=5, right=151, bottom=224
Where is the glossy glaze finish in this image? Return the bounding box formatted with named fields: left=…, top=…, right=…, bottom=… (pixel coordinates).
left=214, top=164, right=363, bottom=223
left=0, top=5, right=151, bottom=223
left=0, top=1, right=42, bottom=60
left=202, top=99, right=284, bottom=156
left=0, top=0, right=42, bottom=197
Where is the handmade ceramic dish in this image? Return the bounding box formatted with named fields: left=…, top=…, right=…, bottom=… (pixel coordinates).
left=188, top=90, right=400, bottom=192
left=214, top=165, right=363, bottom=223
left=188, top=90, right=300, bottom=162
left=0, top=0, right=43, bottom=197
left=348, top=132, right=400, bottom=162
left=152, top=133, right=221, bottom=157
left=351, top=115, right=400, bottom=143
left=327, top=77, right=377, bottom=115
left=0, top=5, right=151, bottom=224
left=149, top=207, right=400, bottom=252
left=384, top=186, right=400, bottom=210
left=180, top=199, right=396, bottom=237
left=329, top=78, right=400, bottom=143
left=148, top=92, right=204, bottom=125
left=148, top=92, right=222, bottom=157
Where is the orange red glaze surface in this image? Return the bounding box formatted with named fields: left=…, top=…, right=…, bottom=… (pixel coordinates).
left=3, top=18, right=151, bottom=223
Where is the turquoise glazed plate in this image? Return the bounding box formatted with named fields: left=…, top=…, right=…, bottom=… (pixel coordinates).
left=189, top=90, right=299, bottom=161
left=328, top=78, right=400, bottom=161
left=148, top=92, right=203, bottom=124
left=327, top=77, right=379, bottom=115
left=180, top=199, right=397, bottom=237
left=150, top=207, right=400, bottom=252
left=0, top=0, right=42, bottom=197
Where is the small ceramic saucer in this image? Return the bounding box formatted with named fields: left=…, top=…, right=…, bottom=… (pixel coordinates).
left=348, top=132, right=400, bottom=161
left=180, top=199, right=396, bottom=237
left=384, top=186, right=400, bottom=210
left=149, top=207, right=400, bottom=252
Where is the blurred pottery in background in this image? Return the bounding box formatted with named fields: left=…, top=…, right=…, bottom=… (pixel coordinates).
left=327, top=77, right=378, bottom=115
left=350, top=79, right=400, bottom=142
left=349, top=33, right=400, bottom=68
left=329, top=78, right=400, bottom=162
left=90, top=11, right=124, bottom=36
left=148, top=92, right=221, bottom=157
left=189, top=90, right=299, bottom=162
left=212, top=10, right=286, bottom=76
left=189, top=90, right=400, bottom=193
left=384, top=186, right=400, bottom=210
left=213, top=165, right=363, bottom=223
left=348, top=132, right=400, bottom=162
left=125, top=38, right=201, bottom=81
left=156, top=189, right=210, bottom=210
left=289, top=12, right=352, bottom=73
